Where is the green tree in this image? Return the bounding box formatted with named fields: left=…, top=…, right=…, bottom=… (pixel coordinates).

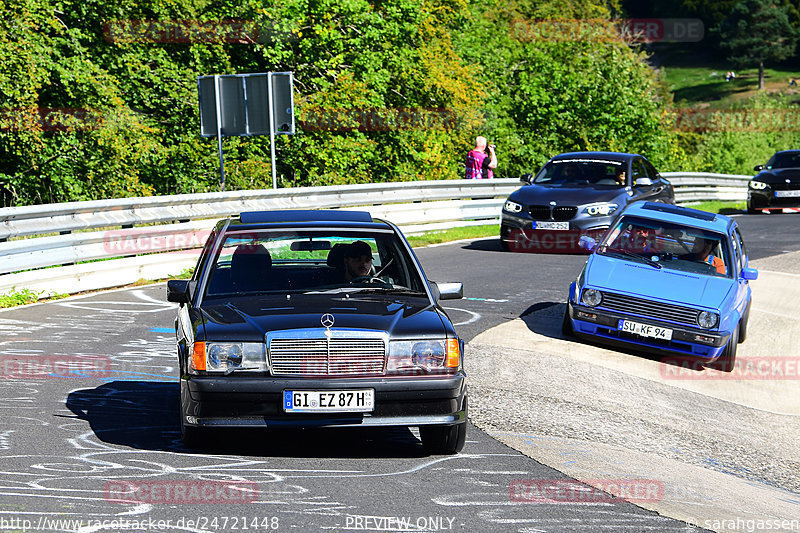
left=714, top=0, right=797, bottom=89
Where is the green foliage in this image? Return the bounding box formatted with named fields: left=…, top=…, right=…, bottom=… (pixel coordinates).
left=3, top=0, right=792, bottom=205
left=714, top=0, right=797, bottom=88
left=454, top=1, right=682, bottom=177
left=0, top=288, right=42, bottom=308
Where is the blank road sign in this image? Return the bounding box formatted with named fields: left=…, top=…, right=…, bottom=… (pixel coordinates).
left=198, top=72, right=294, bottom=137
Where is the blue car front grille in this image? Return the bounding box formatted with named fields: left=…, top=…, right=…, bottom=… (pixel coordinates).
left=598, top=292, right=700, bottom=327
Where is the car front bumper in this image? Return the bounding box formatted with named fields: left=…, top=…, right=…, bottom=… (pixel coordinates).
left=749, top=189, right=800, bottom=210
left=566, top=301, right=731, bottom=360
left=500, top=213, right=609, bottom=253
left=181, top=373, right=467, bottom=429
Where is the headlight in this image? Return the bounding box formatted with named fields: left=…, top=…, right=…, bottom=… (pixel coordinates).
left=697, top=311, right=719, bottom=329
left=387, top=339, right=461, bottom=374
left=190, top=342, right=267, bottom=373
left=749, top=181, right=768, bottom=190
left=584, top=203, right=618, bottom=216
left=504, top=200, right=523, bottom=213
left=581, top=289, right=602, bottom=307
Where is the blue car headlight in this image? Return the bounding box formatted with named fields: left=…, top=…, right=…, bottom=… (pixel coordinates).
left=748, top=181, right=768, bottom=190
left=583, top=203, right=618, bottom=216
left=581, top=289, right=602, bottom=307
left=697, top=311, right=719, bottom=329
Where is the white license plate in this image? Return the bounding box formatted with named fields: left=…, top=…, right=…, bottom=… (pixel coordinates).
left=283, top=389, right=375, bottom=413
left=533, top=221, right=569, bottom=230
left=775, top=190, right=800, bottom=198
left=618, top=320, right=673, bottom=340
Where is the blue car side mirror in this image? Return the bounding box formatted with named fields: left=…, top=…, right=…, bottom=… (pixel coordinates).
left=578, top=236, right=597, bottom=251
left=741, top=267, right=758, bottom=281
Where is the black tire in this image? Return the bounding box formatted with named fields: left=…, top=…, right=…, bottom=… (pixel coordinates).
left=420, top=422, right=467, bottom=455
left=709, top=324, right=738, bottom=372
left=747, top=203, right=760, bottom=214
left=499, top=225, right=511, bottom=251
left=561, top=305, right=573, bottom=337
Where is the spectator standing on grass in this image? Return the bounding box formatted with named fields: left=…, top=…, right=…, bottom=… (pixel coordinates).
left=464, top=136, right=497, bottom=179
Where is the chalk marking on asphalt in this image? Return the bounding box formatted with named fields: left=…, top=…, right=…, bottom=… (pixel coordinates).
left=443, top=307, right=481, bottom=326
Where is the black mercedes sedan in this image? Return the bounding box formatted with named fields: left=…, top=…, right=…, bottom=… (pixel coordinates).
left=748, top=150, right=800, bottom=213
left=167, top=210, right=467, bottom=454
left=500, top=152, right=675, bottom=252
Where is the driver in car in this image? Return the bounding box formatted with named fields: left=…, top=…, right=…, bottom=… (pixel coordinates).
left=686, top=237, right=726, bottom=275
left=343, top=240, right=374, bottom=281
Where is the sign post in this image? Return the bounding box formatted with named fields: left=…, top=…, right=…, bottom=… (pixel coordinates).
left=198, top=72, right=294, bottom=190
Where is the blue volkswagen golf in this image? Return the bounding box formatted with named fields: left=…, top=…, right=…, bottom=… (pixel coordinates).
left=563, top=202, right=758, bottom=371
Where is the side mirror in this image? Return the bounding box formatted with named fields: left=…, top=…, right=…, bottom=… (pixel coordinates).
left=167, top=279, right=196, bottom=304
left=519, top=173, right=533, bottom=184
left=753, top=164, right=764, bottom=172
left=429, top=281, right=463, bottom=301
left=741, top=267, right=758, bottom=281
left=633, top=177, right=653, bottom=187
left=578, top=236, right=597, bottom=251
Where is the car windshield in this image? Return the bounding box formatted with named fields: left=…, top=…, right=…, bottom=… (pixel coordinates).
left=203, top=229, right=427, bottom=297
left=534, top=159, right=625, bottom=186
left=598, top=216, right=731, bottom=278
left=768, top=152, right=800, bottom=169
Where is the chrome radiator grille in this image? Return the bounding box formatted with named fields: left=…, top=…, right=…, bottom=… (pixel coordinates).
left=268, top=334, right=387, bottom=376
left=599, top=292, right=700, bottom=326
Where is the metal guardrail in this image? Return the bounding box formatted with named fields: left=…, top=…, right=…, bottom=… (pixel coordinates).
left=0, top=173, right=750, bottom=297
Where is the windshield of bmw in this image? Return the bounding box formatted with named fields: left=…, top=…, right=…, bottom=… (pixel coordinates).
left=203, top=230, right=427, bottom=298
left=598, top=216, right=731, bottom=278
left=534, top=159, right=626, bottom=186
left=768, top=152, right=800, bottom=169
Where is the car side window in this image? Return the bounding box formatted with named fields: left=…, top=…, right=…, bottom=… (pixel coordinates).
left=729, top=231, right=742, bottom=274
left=644, top=160, right=659, bottom=179
left=631, top=159, right=648, bottom=183
left=734, top=228, right=749, bottom=268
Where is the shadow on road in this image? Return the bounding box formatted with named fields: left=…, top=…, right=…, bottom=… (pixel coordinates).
left=66, top=380, right=429, bottom=458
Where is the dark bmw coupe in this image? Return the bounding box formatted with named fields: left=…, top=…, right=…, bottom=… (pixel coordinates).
left=748, top=150, right=800, bottom=213
left=167, top=210, right=467, bottom=454
left=500, top=152, right=675, bottom=252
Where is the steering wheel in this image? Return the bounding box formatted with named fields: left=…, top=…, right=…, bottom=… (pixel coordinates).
left=349, top=275, right=383, bottom=284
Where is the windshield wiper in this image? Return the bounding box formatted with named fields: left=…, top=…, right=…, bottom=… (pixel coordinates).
left=350, top=287, right=425, bottom=296
left=604, top=247, right=662, bottom=269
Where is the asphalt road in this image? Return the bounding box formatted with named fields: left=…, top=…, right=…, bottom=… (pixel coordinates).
left=0, top=211, right=795, bottom=532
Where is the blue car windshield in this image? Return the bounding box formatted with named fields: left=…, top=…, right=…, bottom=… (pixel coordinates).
left=534, top=159, right=626, bottom=187
left=598, top=216, right=731, bottom=278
